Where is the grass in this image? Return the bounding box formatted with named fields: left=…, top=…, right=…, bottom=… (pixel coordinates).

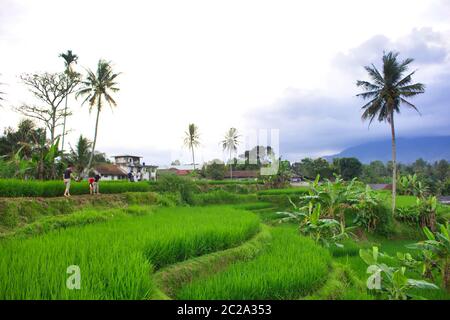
left=177, top=225, right=331, bottom=300
left=0, top=205, right=260, bottom=299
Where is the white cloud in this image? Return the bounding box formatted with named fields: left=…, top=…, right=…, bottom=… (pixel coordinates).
left=0, top=0, right=449, bottom=164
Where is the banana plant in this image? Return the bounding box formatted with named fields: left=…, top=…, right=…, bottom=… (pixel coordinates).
left=407, top=223, right=450, bottom=292
left=360, top=246, right=439, bottom=300
left=277, top=202, right=354, bottom=248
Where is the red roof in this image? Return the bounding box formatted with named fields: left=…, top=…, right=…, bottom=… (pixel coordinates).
left=225, top=170, right=259, bottom=179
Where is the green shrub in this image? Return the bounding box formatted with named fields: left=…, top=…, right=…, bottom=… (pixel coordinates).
left=154, top=175, right=199, bottom=204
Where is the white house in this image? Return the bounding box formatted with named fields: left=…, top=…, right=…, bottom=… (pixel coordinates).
left=93, top=155, right=157, bottom=181
left=113, top=155, right=158, bottom=181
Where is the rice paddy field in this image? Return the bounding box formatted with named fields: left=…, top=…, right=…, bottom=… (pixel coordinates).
left=0, top=206, right=260, bottom=299
left=0, top=187, right=449, bottom=301
left=177, top=226, right=331, bottom=300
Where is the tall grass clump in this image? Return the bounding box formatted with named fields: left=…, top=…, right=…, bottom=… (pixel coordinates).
left=177, top=226, right=331, bottom=300
left=0, top=206, right=260, bottom=299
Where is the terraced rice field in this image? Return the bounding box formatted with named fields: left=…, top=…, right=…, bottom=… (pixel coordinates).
left=0, top=206, right=260, bottom=299
left=177, top=226, right=331, bottom=300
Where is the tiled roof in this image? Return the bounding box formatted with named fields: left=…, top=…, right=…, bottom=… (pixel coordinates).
left=94, top=164, right=127, bottom=176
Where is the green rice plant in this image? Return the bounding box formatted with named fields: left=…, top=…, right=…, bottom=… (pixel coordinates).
left=191, top=190, right=257, bottom=205
left=231, top=202, right=274, bottom=211
left=0, top=206, right=260, bottom=299
left=0, top=179, right=152, bottom=197
left=177, top=226, right=331, bottom=300
left=257, top=187, right=309, bottom=196
left=198, top=180, right=262, bottom=185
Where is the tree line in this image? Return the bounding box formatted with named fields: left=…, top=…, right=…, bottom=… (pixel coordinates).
left=0, top=50, right=120, bottom=180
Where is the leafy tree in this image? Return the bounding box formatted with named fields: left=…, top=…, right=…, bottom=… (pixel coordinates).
left=221, top=127, right=240, bottom=179
left=183, top=123, right=200, bottom=170
left=59, top=50, right=80, bottom=153
left=435, top=160, right=449, bottom=181
left=333, top=157, right=362, bottom=180
left=204, top=161, right=226, bottom=180
left=67, top=135, right=91, bottom=176
left=0, top=119, right=45, bottom=158
left=361, top=160, right=388, bottom=183
left=356, top=51, right=425, bottom=216
left=292, top=157, right=333, bottom=180
left=76, top=60, right=120, bottom=175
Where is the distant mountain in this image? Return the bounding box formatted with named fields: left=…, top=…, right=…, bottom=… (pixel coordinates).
left=324, top=136, right=450, bottom=164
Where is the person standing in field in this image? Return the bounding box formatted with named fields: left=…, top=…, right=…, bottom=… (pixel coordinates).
left=94, top=173, right=101, bottom=194
left=63, top=164, right=73, bottom=197
left=88, top=176, right=95, bottom=195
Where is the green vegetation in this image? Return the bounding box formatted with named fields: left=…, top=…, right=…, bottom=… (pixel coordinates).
left=177, top=226, right=331, bottom=299
left=0, top=179, right=152, bottom=197
left=0, top=206, right=260, bottom=299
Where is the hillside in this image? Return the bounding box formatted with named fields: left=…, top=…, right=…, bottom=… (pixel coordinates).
left=325, top=136, right=450, bottom=164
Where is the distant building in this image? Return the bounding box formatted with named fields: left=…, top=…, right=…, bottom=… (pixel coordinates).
left=158, top=164, right=197, bottom=177
left=93, top=155, right=157, bottom=181
left=93, top=163, right=128, bottom=181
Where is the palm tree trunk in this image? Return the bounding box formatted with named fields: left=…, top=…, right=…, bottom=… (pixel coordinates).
left=191, top=147, right=195, bottom=170
left=390, top=111, right=397, bottom=217
left=61, top=95, right=68, bottom=154
left=229, top=149, right=233, bottom=179
left=86, top=104, right=100, bottom=177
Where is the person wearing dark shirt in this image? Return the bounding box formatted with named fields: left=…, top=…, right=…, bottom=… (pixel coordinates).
left=63, top=165, right=73, bottom=197
left=93, top=174, right=101, bottom=194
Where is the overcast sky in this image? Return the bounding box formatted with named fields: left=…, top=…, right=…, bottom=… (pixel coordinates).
left=1, top=0, right=449, bottom=165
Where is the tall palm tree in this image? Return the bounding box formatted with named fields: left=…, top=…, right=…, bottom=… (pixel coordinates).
left=183, top=123, right=200, bottom=170
left=356, top=51, right=425, bottom=215
left=221, top=127, right=240, bottom=179
left=76, top=60, right=120, bottom=175
left=59, top=50, right=79, bottom=153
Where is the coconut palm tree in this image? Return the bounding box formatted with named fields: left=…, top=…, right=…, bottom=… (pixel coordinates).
left=59, top=50, right=79, bottom=153
left=356, top=51, right=425, bottom=215
left=221, top=127, right=240, bottom=179
left=183, top=123, right=200, bottom=170
left=76, top=60, right=120, bottom=175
